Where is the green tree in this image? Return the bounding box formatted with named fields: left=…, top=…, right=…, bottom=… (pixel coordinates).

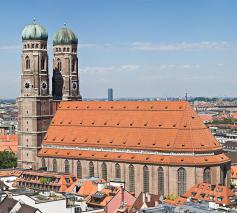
left=0, top=151, right=17, bottom=169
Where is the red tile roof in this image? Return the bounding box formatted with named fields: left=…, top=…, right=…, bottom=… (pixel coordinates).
left=182, top=183, right=235, bottom=206
left=42, top=101, right=223, bottom=153
left=0, top=135, right=18, bottom=153
left=231, top=166, right=237, bottom=179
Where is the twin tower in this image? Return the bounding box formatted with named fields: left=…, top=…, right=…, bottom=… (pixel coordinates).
left=18, top=21, right=81, bottom=169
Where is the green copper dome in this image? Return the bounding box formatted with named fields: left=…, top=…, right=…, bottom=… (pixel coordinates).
left=53, top=26, right=78, bottom=46
left=22, top=22, right=48, bottom=41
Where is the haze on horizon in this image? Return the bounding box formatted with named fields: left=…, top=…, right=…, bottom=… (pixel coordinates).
left=0, top=0, right=237, bottom=99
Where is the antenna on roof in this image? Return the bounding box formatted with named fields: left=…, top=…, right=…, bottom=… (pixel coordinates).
left=185, top=90, right=188, bottom=101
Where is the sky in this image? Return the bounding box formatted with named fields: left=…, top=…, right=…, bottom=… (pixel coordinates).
left=0, top=0, right=237, bottom=99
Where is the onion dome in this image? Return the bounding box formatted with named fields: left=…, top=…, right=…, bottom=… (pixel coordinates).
left=22, top=19, right=48, bottom=41
left=53, top=24, right=78, bottom=46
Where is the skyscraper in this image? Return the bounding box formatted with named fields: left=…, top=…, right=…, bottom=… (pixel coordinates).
left=108, top=88, right=113, bottom=101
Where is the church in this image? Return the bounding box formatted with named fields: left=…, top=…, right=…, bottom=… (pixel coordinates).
left=17, top=20, right=231, bottom=197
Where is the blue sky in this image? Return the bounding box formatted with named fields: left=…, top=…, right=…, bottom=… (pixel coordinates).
left=0, top=0, right=237, bottom=98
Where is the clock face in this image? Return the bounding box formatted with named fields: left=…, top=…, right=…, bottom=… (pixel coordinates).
left=41, top=82, right=47, bottom=90
left=72, top=82, right=77, bottom=90
left=24, top=81, right=31, bottom=90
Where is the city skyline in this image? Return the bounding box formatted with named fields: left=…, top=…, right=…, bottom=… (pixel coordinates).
left=1, top=0, right=237, bottom=98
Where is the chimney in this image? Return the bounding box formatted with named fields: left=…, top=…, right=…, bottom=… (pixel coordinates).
left=142, top=193, right=146, bottom=203
left=120, top=186, right=124, bottom=207
left=146, top=192, right=151, bottom=202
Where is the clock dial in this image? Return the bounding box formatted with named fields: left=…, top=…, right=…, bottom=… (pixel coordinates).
left=41, top=82, right=47, bottom=90
left=72, top=82, right=77, bottom=90
left=24, top=81, right=31, bottom=90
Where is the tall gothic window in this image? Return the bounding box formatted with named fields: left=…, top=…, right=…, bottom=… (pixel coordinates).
left=72, top=59, right=76, bottom=72
left=101, top=162, right=107, bottom=181
left=41, top=57, right=46, bottom=70
left=203, top=167, right=211, bottom=183
left=25, top=56, right=30, bottom=70
left=115, top=163, right=121, bottom=179
left=129, top=164, right=135, bottom=193
left=177, top=167, right=186, bottom=196
left=57, top=58, right=61, bottom=71
left=220, top=165, right=227, bottom=186
left=41, top=158, right=46, bottom=168
left=143, top=165, right=149, bottom=193
left=158, top=167, right=164, bottom=195
left=53, top=159, right=57, bottom=172
left=89, top=161, right=94, bottom=177
left=65, top=159, right=70, bottom=174
left=77, top=161, right=82, bottom=179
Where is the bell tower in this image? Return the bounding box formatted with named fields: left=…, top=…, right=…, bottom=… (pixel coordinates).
left=17, top=20, right=52, bottom=169
left=52, top=24, right=81, bottom=101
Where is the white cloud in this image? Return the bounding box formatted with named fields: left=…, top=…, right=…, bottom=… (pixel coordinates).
left=80, top=64, right=140, bottom=74
left=131, top=41, right=230, bottom=51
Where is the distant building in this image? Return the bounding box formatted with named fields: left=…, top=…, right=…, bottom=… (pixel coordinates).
left=165, top=183, right=236, bottom=208
left=108, top=88, right=113, bottom=101
left=0, top=196, right=41, bottom=213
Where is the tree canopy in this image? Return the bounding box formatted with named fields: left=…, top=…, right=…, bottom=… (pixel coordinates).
left=0, top=151, right=17, bottom=169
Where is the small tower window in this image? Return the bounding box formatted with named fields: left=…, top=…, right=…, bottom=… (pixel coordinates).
left=67, top=48, right=70, bottom=52
left=25, top=56, right=30, bottom=70
left=41, top=57, right=46, bottom=70
left=32, top=44, right=34, bottom=48
left=57, top=58, right=61, bottom=71
left=36, top=44, right=39, bottom=48
left=59, top=48, right=61, bottom=52
left=72, top=59, right=76, bottom=72
left=56, top=48, right=58, bottom=52
left=63, top=47, right=66, bottom=52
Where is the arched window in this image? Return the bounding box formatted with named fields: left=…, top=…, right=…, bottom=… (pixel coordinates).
left=77, top=161, right=82, bottom=179
left=143, top=165, right=149, bottom=193
left=65, top=159, right=70, bottom=174
left=128, top=164, right=135, bottom=193
left=89, top=161, right=94, bottom=177
left=41, top=158, right=46, bottom=168
left=25, top=56, right=30, bottom=70
left=53, top=159, right=57, bottom=172
left=220, top=165, right=227, bottom=186
left=115, top=163, right=121, bottom=179
left=101, top=162, right=107, bottom=181
left=41, top=57, right=45, bottom=70
left=57, top=58, right=61, bottom=71
left=177, top=167, right=186, bottom=196
left=63, top=47, right=66, bottom=52
left=158, top=167, right=164, bottom=195
left=72, top=59, right=76, bottom=72
left=203, top=167, right=211, bottom=183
